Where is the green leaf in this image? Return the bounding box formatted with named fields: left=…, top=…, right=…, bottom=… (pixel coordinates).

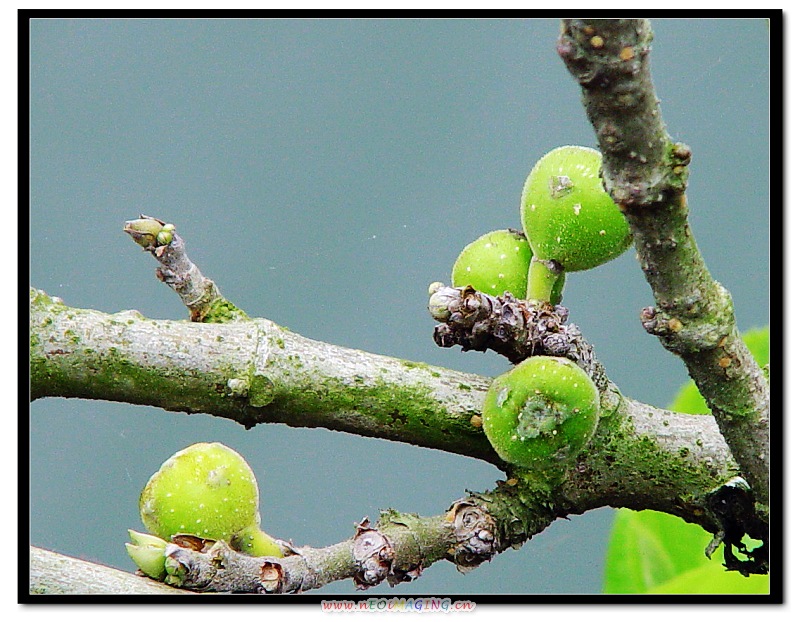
left=646, top=563, right=769, bottom=595
left=603, top=509, right=769, bottom=594
left=604, top=509, right=710, bottom=593
left=671, top=326, right=769, bottom=414
left=603, top=326, right=770, bottom=594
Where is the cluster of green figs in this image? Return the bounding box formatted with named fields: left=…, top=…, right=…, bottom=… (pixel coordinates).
left=127, top=147, right=632, bottom=579
left=450, top=146, right=632, bottom=470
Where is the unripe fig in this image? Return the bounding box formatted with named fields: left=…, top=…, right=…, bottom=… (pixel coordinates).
left=482, top=356, right=600, bottom=469
left=451, top=229, right=533, bottom=299
left=520, top=146, right=632, bottom=272
left=139, top=442, right=281, bottom=557
left=156, top=223, right=175, bottom=246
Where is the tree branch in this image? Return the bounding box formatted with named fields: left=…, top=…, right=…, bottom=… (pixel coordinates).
left=29, top=422, right=761, bottom=597
left=30, top=287, right=495, bottom=464
left=31, top=285, right=766, bottom=580
left=29, top=546, right=196, bottom=596
left=29, top=19, right=771, bottom=590
left=557, top=18, right=769, bottom=516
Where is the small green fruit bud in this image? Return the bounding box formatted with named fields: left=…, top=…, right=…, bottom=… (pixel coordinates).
left=124, top=217, right=175, bottom=248
left=156, top=223, right=176, bottom=246
left=128, top=529, right=170, bottom=548
left=520, top=146, right=632, bottom=272
left=125, top=530, right=168, bottom=580
left=164, top=555, right=187, bottom=586
left=139, top=442, right=262, bottom=544
left=451, top=229, right=533, bottom=299
left=482, top=356, right=600, bottom=470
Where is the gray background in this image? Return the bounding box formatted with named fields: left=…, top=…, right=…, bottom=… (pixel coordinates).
left=29, top=18, right=770, bottom=595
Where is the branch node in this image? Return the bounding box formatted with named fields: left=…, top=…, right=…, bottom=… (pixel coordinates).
left=640, top=305, right=732, bottom=354
left=447, top=500, right=498, bottom=573
left=258, top=560, right=284, bottom=593
left=353, top=518, right=394, bottom=589
left=429, top=284, right=607, bottom=390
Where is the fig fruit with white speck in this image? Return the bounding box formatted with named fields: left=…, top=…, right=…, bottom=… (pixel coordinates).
left=482, top=356, right=600, bottom=470
left=520, top=146, right=632, bottom=273
left=137, top=442, right=282, bottom=558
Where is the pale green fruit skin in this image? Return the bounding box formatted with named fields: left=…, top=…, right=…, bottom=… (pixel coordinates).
left=231, top=523, right=283, bottom=557
left=520, top=146, right=632, bottom=272
left=140, top=442, right=261, bottom=543
left=451, top=229, right=533, bottom=298
left=482, top=356, right=600, bottom=469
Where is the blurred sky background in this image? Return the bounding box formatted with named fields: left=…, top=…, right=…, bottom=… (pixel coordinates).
left=28, top=18, right=770, bottom=595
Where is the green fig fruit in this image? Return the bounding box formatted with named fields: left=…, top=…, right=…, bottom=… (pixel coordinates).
left=451, top=229, right=533, bottom=299
left=139, top=442, right=281, bottom=557
left=521, top=146, right=632, bottom=272
left=482, top=356, right=600, bottom=469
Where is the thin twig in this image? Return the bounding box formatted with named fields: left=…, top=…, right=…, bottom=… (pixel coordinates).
left=124, top=215, right=248, bottom=323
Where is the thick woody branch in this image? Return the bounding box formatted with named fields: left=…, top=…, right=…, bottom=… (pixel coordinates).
left=27, top=286, right=741, bottom=500
left=30, top=287, right=766, bottom=575
left=557, top=18, right=769, bottom=514
left=30, top=287, right=496, bottom=464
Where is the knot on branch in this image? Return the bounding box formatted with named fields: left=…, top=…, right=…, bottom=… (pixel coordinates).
left=159, top=535, right=299, bottom=593
left=558, top=20, right=650, bottom=86
left=447, top=500, right=498, bottom=573
left=640, top=304, right=732, bottom=356
left=258, top=560, right=285, bottom=593
left=429, top=285, right=607, bottom=390
left=163, top=539, right=233, bottom=591
left=352, top=518, right=394, bottom=590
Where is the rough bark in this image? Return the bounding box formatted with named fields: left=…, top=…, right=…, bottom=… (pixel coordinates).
left=29, top=546, right=196, bottom=596
left=557, top=18, right=769, bottom=518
